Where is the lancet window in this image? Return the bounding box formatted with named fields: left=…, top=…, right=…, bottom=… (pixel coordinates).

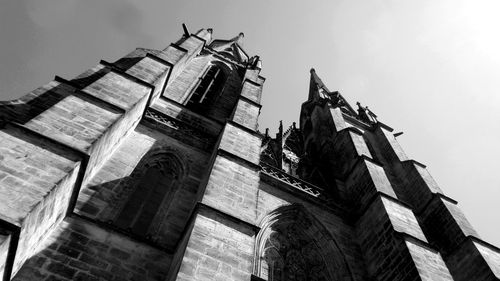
left=186, top=64, right=226, bottom=113
left=114, top=153, right=183, bottom=237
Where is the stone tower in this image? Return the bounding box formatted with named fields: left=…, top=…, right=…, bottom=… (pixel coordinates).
left=0, top=25, right=498, bottom=281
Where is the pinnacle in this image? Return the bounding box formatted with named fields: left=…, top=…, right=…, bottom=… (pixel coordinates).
left=232, top=32, right=245, bottom=45
left=309, top=68, right=328, bottom=92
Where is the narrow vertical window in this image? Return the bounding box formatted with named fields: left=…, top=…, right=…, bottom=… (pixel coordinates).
left=186, top=65, right=226, bottom=113
left=114, top=155, right=182, bottom=237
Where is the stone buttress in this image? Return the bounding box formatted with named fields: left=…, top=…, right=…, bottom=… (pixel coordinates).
left=0, top=24, right=498, bottom=281
left=291, top=68, right=500, bottom=280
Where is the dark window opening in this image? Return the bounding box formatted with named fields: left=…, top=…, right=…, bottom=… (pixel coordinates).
left=186, top=65, right=226, bottom=114
left=114, top=157, right=181, bottom=237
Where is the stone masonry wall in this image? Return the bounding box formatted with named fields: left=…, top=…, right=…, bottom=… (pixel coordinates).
left=12, top=217, right=171, bottom=281
left=163, top=56, right=210, bottom=103
left=170, top=46, right=268, bottom=281
left=174, top=207, right=255, bottom=281
left=368, top=122, right=500, bottom=279
left=161, top=54, right=245, bottom=124
left=256, top=180, right=369, bottom=280
left=0, top=232, right=10, bottom=278
left=231, top=99, right=260, bottom=131
left=0, top=124, right=83, bottom=277
left=75, top=124, right=209, bottom=251
left=3, top=29, right=209, bottom=280
left=201, top=155, right=260, bottom=224
left=356, top=196, right=452, bottom=280
left=6, top=27, right=493, bottom=281
left=298, top=92, right=456, bottom=280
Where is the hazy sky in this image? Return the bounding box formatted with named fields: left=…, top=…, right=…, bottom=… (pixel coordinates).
left=1, top=0, right=499, bottom=246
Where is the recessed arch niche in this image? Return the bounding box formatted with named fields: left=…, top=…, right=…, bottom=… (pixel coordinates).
left=254, top=204, right=354, bottom=281
left=112, top=148, right=189, bottom=239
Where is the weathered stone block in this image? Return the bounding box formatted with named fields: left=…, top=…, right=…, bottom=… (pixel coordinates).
left=157, top=45, right=189, bottom=88
left=327, top=129, right=372, bottom=178
left=240, top=80, right=262, bottom=104
left=475, top=241, right=500, bottom=278
left=218, top=123, right=261, bottom=165
left=374, top=126, right=409, bottom=164
left=162, top=45, right=187, bottom=65
left=231, top=99, right=260, bottom=130
left=345, top=159, right=396, bottom=211
left=356, top=195, right=452, bottom=280
left=126, top=56, right=170, bottom=85
left=0, top=232, right=11, bottom=279
left=447, top=238, right=500, bottom=281
left=329, top=106, right=349, bottom=132
left=243, top=69, right=260, bottom=85
left=175, top=207, right=255, bottom=281
left=24, top=81, right=122, bottom=152
left=405, top=239, right=453, bottom=281
left=420, top=196, right=478, bottom=254
left=162, top=56, right=210, bottom=103
left=401, top=161, right=443, bottom=210
left=125, top=56, right=171, bottom=103
left=13, top=217, right=172, bottom=281
left=202, top=155, right=260, bottom=224
left=382, top=197, right=427, bottom=242
left=0, top=124, right=82, bottom=276
left=178, top=32, right=208, bottom=58
left=83, top=69, right=151, bottom=111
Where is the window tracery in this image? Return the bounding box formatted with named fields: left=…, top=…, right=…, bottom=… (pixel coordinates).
left=186, top=64, right=226, bottom=114
left=255, top=204, right=354, bottom=281
left=114, top=152, right=185, bottom=237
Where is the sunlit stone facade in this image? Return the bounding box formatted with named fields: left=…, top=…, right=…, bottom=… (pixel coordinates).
left=0, top=26, right=499, bottom=281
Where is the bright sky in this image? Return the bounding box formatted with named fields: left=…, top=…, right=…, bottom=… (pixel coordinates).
left=1, top=0, right=499, bottom=246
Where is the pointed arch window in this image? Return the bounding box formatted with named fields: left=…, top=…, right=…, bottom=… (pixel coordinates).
left=186, top=64, right=226, bottom=113
left=254, top=204, right=355, bottom=281
left=114, top=154, right=183, bottom=237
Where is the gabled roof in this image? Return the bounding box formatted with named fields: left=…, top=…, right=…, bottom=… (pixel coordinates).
left=209, top=32, right=250, bottom=63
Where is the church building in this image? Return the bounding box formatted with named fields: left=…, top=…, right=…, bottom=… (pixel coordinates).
left=0, top=25, right=499, bottom=281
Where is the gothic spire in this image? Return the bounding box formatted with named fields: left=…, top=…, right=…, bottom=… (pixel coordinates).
left=308, top=68, right=330, bottom=101
left=308, top=68, right=357, bottom=116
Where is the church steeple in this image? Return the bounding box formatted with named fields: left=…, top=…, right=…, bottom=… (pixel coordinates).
left=2, top=25, right=499, bottom=281
left=308, top=68, right=329, bottom=101
left=307, top=68, right=357, bottom=116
